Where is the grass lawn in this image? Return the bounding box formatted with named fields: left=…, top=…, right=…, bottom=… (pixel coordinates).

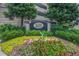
left=0, top=36, right=53, bottom=55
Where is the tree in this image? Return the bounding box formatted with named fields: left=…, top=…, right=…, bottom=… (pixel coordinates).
left=4, top=3, right=37, bottom=27
left=46, top=3, right=79, bottom=24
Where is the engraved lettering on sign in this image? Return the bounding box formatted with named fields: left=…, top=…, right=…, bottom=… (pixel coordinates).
left=34, top=22, right=44, bottom=29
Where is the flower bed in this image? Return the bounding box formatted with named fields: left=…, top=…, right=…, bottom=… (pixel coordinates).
left=11, top=39, right=76, bottom=56
left=0, top=36, right=51, bottom=55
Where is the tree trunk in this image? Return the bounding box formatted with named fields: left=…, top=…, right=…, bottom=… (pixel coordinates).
left=21, top=17, right=23, bottom=27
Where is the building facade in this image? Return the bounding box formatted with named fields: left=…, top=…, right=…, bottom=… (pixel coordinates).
left=0, top=3, right=49, bottom=25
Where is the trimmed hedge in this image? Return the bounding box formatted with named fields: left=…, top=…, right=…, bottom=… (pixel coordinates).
left=0, top=24, right=26, bottom=42
left=55, top=31, right=79, bottom=45
left=0, top=24, right=25, bottom=33
left=51, top=24, right=69, bottom=32
left=0, top=30, right=25, bottom=41
left=25, top=30, right=53, bottom=36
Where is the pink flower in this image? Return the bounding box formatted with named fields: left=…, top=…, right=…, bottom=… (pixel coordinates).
left=27, top=39, right=33, bottom=45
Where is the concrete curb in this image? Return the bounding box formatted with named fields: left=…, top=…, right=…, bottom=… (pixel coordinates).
left=0, top=47, right=7, bottom=56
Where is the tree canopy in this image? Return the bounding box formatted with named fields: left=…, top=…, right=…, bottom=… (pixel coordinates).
left=4, top=3, right=37, bottom=26
left=46, top=3, right=79, bottom=24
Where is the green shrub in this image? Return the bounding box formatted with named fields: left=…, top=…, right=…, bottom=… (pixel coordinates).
left=18, top=40, right=74, bottom=56
left=70, top=29, right=79, bottom=34
left=0, top=24, right=16, bottom=32
left=51, top=24, right=68, bottom=32
left=51, top=24, right=79, bottom=45
left=0, top=24, right=26, bottom=41
left=26, top=30, right=40, bottom=36
left=0, top=30, right=25, bottom=41
left=0, top=24, right=53, bottom=42
left=0, top=24, right=26, bottom=33
left=55, top=31, right=79, bottom=44
left=26, top=30, right=53, bottom=36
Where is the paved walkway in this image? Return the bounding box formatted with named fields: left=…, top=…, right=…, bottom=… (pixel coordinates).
left=0, top=47, right=6, bottom=56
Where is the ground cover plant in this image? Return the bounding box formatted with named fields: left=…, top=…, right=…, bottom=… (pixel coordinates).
left=0, top=36, right=51, bottom=55
left=11, top=39, right=76, bottom=56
